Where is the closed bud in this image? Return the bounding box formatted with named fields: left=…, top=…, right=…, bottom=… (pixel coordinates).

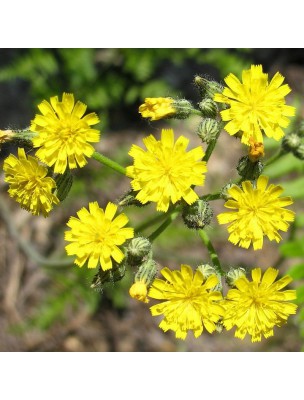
left=237, top=155, right=264, bottom=180
left=205, top=80, right=224, bottom=99
left=182, top=200, right=213, bottom=230
left=197, top=118, right=221, bottom=143
left=54, top=168, right=73, bottom=201
left=198, top=98, right=218, bottom=118
left=225, top=267, right=247, bottom=287
left=90, top=262, right=126, bottom=292
left=193, top=76, right=223, bottom=99
left=293, top=143, right=304, bottom=160
left=134, top=259, right=158, bottom=286
left=172, top=99, right=193, bottom=119
left=126, top=237, right=152, bottom=267
left=282, top=133, right=301, bottom=152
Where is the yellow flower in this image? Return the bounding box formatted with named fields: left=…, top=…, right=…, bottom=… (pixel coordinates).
left=129, top=281, right=149, bottom=303
left=214, top=65, right=295, bottom=145
left=223, top=267, right=297, bottom=342
left=30, top=93, right=100, bottom=174
left=3, top=148, right=59, bottom=217
left=149, top=264, right=224, bottom=340
left=65, top=201, right=134, bottom=270
left=217, top=175, right=295, bottom=250
left=126, top=129, right=207, bottom=212
left=139, top=97, right=176, bottom=121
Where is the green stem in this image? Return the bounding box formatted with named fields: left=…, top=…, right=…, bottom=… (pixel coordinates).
left=200, top=192, right=221, bottom=201
left=202, top=121, right=224, bottom=162
left=135, top=212, right=168, bottom=233
left=199, top=230, right=224, bottom=275
left=92, top=151, right=126, bottom=175
left=264, top=148, right=286, bottom=167
left=190, top=108, right=204, bottom=117
left=148, top=209, right=180, bottom=242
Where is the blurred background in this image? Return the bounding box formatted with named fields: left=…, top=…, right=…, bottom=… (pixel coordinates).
left=0, top=48, right=303, bottom=351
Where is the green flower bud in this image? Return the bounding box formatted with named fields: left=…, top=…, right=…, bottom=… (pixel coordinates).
left=134, top=259, right=158, bottom=287
left=282, top=133, right=301, bottom=152
left=193, top=76, right=223, bottom=99
left=172, top=99, right=193, bottom=119
left=182, top=200, right=213, bottom=230
left=236, top=155, right=264, bottom=180
left=293, top=143, right=304, bottom=160
left=197, top=118, right=221, bottom=143
left=126, top=237, right=152, bottom=267
left=90, top=262, right=126, bottom=292
left=198, top=98, right=218, bottom=118
left=225, top=267, right=247, bottom=287
left=54, top=168, right=73, bottom=201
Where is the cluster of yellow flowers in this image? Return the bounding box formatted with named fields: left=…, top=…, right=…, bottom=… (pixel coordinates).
left=0, top=65, right=299, bottom=343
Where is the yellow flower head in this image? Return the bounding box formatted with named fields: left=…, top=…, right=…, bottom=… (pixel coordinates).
left=3, top=148, right=59, bottom=217
left=30, top=93, right=100, bottom=174
left=217, top=175, right=295, bottom=250
left=214, top=65, right=296, bottom=145
left=129, top=281, right=149, bottom=303
left=126, top=129, right=207, bottom=212
left=223, top=267, right=297, bottom=342
left=149, top=264, right=224, bottom=340
left=139, top=97, right=176, bottom=121
left=65, top=201, right=134, bottom=271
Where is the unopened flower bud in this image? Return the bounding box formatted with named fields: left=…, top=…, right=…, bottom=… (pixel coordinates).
left=293, top=143, right=304, bottom=160
left=134, top=259, right=158, bottom=286
left=172, top=99, right=193, bottom=119
left=237, top=155, right=264, bottom=180
left=54, top=169, right=73, bottom=201
left=126, top=237, right=152, bottom=267
left=90, top=263, right=126, bottom=292
left=225, top=267, right=247, bottom=287
left=282, top=133, right=301, bottom=152
left=193, top=76, right=223, bottom=99
left=182, top=200, right=213, bottom=230
left=198, top=99, right=218, bottom=118
left=197, top=118, right=221, bottom=143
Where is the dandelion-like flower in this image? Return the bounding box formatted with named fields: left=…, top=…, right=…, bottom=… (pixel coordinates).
left=3, top=148, right=59, bottom=217
left=223, top=267, right=297, bottom=342
left=149, top=264, right=224, bottom=339
left=139, top=97, right=176, bottom=121
left=126, top=129, right=207, bottom=212
left=30, top=93, right=100, bottom=174
left=217, top=175, right=295, bottom=250
left=214, top=65, right=296, bottom=145
left=65, top=202, right=134, bottom=270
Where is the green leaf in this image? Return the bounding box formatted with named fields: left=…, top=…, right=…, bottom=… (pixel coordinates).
left=287, top=263, right=304, bottom=280
left=280, top=239, right=304, bottom=257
